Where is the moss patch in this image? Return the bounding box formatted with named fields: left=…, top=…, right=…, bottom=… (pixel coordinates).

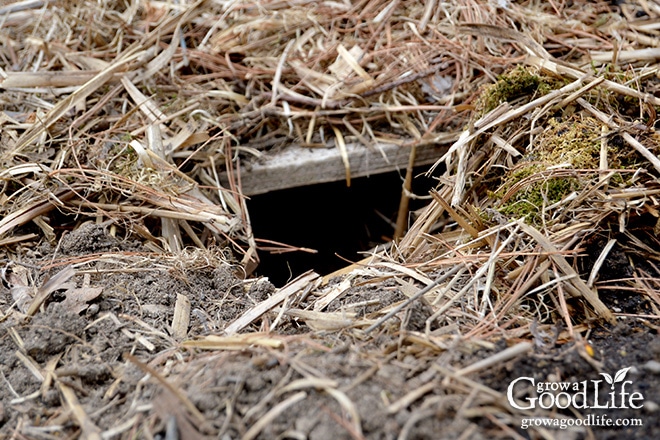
left=492, top=115, right=619, bottom=225
left=477, top=66, right=561, bottom=115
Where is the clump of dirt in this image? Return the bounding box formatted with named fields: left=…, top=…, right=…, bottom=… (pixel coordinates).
left=22, top=303, right=87, bottom=361
left=58, top=222, right=142, bottom=256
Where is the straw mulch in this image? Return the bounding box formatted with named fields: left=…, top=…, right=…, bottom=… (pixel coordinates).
left=1, top=0, right=660, bottom=438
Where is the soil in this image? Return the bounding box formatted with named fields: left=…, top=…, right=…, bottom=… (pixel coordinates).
left=0, top=224, right=657, bottom=439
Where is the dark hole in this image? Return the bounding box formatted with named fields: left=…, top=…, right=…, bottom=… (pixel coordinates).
left=247, top=166, right=441, bottom=286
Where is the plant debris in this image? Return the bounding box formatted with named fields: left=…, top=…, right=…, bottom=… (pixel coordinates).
left=1, top=0, right=659, bottom=438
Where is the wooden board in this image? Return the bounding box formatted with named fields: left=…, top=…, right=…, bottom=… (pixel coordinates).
left=220, top=142, right=450, bottom=196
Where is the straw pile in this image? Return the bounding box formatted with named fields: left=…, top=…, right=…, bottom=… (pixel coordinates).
left=0, top=0, right=537, bottom=264
left=1, top=0, right=660, bottom=438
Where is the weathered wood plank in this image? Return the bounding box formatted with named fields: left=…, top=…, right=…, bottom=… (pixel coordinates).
left=220, top=142, right=450, bottom=195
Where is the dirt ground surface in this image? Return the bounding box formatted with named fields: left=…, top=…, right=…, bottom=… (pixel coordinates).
left=1, top=224, right=658, bottom=439
left=2, top=0, right=660, bottom=439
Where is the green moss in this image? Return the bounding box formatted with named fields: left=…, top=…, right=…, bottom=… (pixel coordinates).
left=493, top=115, right=608, bottom=225
left=478, top=66, right=560, bottom=115
left=536, top=117, right=602, bottom=168
left=494, top=164, right=542, bottom=195
left=499, top=176, right=579, bottom=223
left=473, top=61, right=657, bottom=228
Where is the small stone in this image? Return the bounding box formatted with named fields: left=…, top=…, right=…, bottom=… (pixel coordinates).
left=643, top=360, right=660, bottom=374
left=644, top=401, right=659, bottom=413
left=627, top=366, right=640, bottom=375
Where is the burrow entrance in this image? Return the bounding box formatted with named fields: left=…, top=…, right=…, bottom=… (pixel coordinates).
left=247, top=166, right=442, bottom=286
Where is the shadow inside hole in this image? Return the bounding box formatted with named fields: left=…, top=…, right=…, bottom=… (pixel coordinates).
left=247, top=166, right=441, bottom=286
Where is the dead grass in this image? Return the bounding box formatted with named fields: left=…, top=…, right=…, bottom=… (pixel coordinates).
left=1, top=0, right=660, bottom=438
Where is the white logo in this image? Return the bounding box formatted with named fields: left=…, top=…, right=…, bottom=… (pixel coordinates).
left=507, top=367, right=644, bottom=410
